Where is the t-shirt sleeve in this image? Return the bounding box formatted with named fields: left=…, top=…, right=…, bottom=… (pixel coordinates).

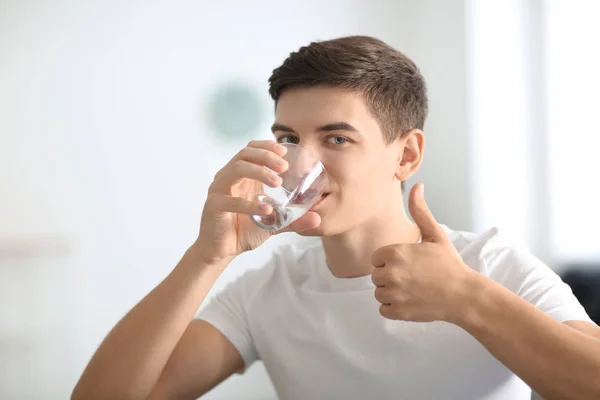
left=195, top=274, right=259, bottom=369
left=484, top=242, right=595, bottom=325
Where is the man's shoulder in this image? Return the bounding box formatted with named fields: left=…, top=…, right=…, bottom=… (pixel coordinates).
left=443, top=225, right=543, bottom=275
left=444, top=225, right=502, bottom=249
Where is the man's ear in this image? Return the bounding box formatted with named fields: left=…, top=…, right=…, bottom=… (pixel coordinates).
left=395, top=129, right=425, bottom=181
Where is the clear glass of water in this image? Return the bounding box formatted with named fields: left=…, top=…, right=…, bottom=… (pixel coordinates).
left=251, top=143, right=327, bottom=231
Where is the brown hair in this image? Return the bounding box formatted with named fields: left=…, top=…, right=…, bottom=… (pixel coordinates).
left=268, top=35, right=428, bottom=143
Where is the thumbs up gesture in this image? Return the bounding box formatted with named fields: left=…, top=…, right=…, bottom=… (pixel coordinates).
left=371, top=183, right=478, bottom=323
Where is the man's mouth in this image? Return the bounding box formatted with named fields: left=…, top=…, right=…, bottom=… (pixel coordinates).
left=312, top=192, right=329, bottom=208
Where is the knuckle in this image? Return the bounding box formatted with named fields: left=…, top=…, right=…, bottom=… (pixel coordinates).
left=391, top=245, right=406, bottom=259
left=391, top=268, right=404, bottom=282
left=206, top=192, right=223, bottom=205
left=379, top=305, right=394, bottom=319
left=204, top=193, right=224, bottom=212
left=372, top=246, right=392, bottom=266
left=370, top=272, right=379, bottom=285
left=233, top=159, right=245, bottom=170
left=384, top=270, right=404, bottom=288
left=208, top=178, right=217, bottom=190
left=398, top=310, right=411, bottom=321
left=265, top=150, right=279, bottom=163
left=212, top=166, right=225, bottom=182
left=384, top=268, right=397, bottom=282
left=370, top=253, right=382, bottom=267
left=372, top=268, right=387, bottom=284
left=261, top=164, right=273, bottom=177
left=232, top=159, right=249, bottom=175
left=207, top=178, right=223, bottom=194
left=237, top=147, right=251, bottom=158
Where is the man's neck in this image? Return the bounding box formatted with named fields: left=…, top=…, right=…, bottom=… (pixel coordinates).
left=321, top=201, right=421, bottom=279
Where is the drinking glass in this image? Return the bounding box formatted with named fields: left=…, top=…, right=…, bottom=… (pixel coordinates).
left=250, top=143, right=327, bottom=231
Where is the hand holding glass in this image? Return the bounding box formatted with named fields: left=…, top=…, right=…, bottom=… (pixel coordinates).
left=251, top=143, right=327, bottom=231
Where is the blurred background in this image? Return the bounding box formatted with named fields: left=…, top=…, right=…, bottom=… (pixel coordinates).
left=1, top=0, right=598, bottom=398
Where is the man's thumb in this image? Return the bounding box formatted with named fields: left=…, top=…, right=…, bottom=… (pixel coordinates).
left=273, top=211, right=321, bottom=236
left=408, top=183, right=447, bottom=243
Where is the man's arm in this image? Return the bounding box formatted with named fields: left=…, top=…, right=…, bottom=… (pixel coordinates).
left=71, top=246, right=240, bottom=400
left=564, top=319, right=600, bottom=339
left=372, top=183, right=600, bottom=400
left=458, top=275, right=600, bottom=400
left=148, top=320, right=244, bottom=400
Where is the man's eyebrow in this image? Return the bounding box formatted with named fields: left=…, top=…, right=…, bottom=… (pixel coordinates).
left=316, top=122, right=359, bottom=133
left=271, top=123, right=295, bottom=133
left=270, top=122, right=359, bottom=133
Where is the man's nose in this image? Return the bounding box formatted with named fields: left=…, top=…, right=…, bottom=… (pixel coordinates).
left=279, top=144, right=325, bottom=192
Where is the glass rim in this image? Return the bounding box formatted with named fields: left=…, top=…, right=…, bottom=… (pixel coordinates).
left=279, top=142, right=325, bottom=170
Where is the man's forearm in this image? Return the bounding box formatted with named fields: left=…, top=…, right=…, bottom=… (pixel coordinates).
left=72, top=246, right=231, bottom=400
left=455, top=274, right=600, bottom=400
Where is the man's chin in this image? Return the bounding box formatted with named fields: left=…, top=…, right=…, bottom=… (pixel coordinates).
left=294, top=218, right=344, bottom=238
left=294, top=225, right=325, bottom=237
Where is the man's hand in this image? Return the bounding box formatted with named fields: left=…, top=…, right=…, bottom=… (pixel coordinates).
left=371, top=183, right=477, bottom=323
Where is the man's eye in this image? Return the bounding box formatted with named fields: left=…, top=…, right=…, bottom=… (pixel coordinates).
left=327, top=136, right=348, bottom=145
left=277, top=135, right=299, bottom=144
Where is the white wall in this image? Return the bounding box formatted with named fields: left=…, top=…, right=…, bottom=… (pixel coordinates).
left=464, top=0, right=600, bottom=269
left=400, top=0, right=472, bottom=231
left=544, top=0, right=600, bottom=263
left=0, top=0, right=471, bottom=398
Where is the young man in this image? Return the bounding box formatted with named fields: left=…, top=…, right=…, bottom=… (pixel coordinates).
left=72, top=36, right=600, bottom=400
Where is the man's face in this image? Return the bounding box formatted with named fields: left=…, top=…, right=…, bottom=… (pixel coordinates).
left=273, top=86, right=409, bottom=236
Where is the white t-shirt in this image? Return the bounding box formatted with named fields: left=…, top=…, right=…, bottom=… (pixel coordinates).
left=197, top=226, right=594, bottom=400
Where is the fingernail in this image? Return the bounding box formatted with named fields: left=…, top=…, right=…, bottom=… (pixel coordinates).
left=276, top=144, right=288, bottom=155
left=270, top=173, right=282, bottom=184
